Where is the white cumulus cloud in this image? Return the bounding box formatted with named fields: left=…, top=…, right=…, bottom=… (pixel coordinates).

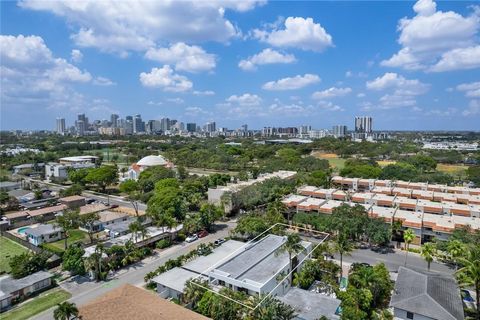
left=262, top=74, right=320, bottom=91
left=19, top=0, right=264, bottom=55
left=226, top=93, right=262, bottom=106
left=381, top=0, right=480, bottom=72
left=238, top=48, right=296, bottom=71
left=312, top=87, right=352, bottom=99
left=139, top=65, right=193, bottom=92
left=93, top=76, right=116, bottom=86
left=145, top=43, right=216, bottom=73
left=70, top=49, right=83, bottom=63
left=253, top=17, right=333, bottom=52
left=457, top=81, right=480, bottom=98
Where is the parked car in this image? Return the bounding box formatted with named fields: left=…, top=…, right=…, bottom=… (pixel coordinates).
left=85, top=198, right=96, bottom=204
left=214, top=238, right=226, bottom=246
left=197, top=230, right=208, bottom=238
left=186, top=234, right=198, bottom=243
left=110, top=204, right=119, bottom=209
left=357, top=242, right=370, bottom=249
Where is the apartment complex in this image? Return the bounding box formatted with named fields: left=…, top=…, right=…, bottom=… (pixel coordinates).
left=284, top=182, right=480, bottom=244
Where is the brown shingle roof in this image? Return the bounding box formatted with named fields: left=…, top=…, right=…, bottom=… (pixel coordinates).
left=28, top=204, right=67, bottom=217
left=59, top=195, right=86, bottom=202
left=78, top=284, right=210, bottom=320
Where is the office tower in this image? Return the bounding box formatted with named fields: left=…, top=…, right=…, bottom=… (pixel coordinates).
left=186, top=123, right=196, bottom=133
left=205, top=121, right=216, bottom=133
left=169, top=119, right=177, bottom=127
left=160, top=117, right=170, bottom=131
left=241, top=124, right=248, bottom=132
left=146, top=120, right=161, bottom=133
left=298, top=125, right=311, bottom=134
left=76, top=120, right=85, bottom=136
left=125, top=116, right=133, bottom=135
left=173, top=121, right=184, bottom=131
left=133, top=114, right=144, bottom=133
left=332, top=125, right=347, bottom=138
left=56, top=118, right=66, bottom=134
left=110, top=114, right=119, bottom=128
left=354, top=116, right=372, bottom=133
left=77, top=113, right=89, bottom=129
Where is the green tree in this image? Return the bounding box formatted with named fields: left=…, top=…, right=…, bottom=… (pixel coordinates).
left=59, top=184, right=83, bottom=197
left=68, top=168, right=89, bottom=185
left=9, top=252, right=49, bottom=279
left=183, top=278, right=210, bottom=308
left=234, top=213, right=269, bottom=239
left=455, top=245, right=480, bottom=320
left=420, top=242, right=437, bottom=271
left=62, top=244, right=86, bottom=275
left=85, top=165, right=118, bottom=192
left=53, top=301, right=79, bottom=320
left=55, top=210, right=80, bottom=250
left=467, top=165, right=480, bottom=186
left=198, top=203, right=222, bottom=232
left=279, top=233, right=304, bottom=285
left=447, top=239, right=466, bottom=271
left=246, top=295, right=297, bottom=320
left=403, top=229, right=415, bottom=266
left=80, top=212, right=100, bottom=244
left=334, top=234, right=353, bottom=282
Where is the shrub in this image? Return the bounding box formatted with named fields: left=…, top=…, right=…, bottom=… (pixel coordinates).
left=156, top=239, right=172, bottom=249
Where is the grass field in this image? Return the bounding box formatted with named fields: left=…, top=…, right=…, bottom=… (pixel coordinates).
left=2, top=288, right=71, bottom=320
left=437, top=163, right=468, bottom=178
left=0, top=236, right=30, bottom=273
left=377, top=160, right=397, bottom=167
left=43, top=229, right=89, bottom=253
left=312, top=152, right=346, bottom=170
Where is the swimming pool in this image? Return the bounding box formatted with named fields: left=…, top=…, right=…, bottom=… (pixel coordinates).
left=17, top=226, right=31, bottom=234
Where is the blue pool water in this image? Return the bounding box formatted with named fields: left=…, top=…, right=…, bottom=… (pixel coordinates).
left=17, top=227, right=31, bottom=234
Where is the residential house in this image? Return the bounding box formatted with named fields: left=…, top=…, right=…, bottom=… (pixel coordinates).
left=0, top=271, right=53, bottom=311
left=390, top=267, right=464, bottom=320
left=58, top=195, right=86, bottom=209
left=278, top=287, right=340, bottom=320
left=25, top=224, right=64, bottom=246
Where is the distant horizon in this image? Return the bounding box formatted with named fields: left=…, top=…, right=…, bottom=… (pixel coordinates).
left=1, top=0, right=480, bottom=130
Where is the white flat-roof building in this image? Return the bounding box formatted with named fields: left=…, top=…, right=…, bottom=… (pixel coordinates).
left=209, top=234, right=312, bottom=297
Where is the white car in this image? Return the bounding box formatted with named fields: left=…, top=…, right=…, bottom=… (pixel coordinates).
left=185, top=234, right=198, bottom=243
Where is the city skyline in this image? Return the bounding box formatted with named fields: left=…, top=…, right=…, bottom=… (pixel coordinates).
left=1, top=0, right=480, bottom=131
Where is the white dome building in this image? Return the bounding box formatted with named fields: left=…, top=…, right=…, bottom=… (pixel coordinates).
left=137, top=155, right=168, bottom=167
left=124, top=155, right=173, bottom=181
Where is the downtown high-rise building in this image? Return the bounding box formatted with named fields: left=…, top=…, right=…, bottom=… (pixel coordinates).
left=110, top=114, right=119, bottom=128
left=186, top=123, right=196, bottom=133
left=160, top=117, right=170, bottom=132
left=125, top=116, right=134, bottom=135
left=354, top=116, right=372, bottom=133
left=56, top=118, right=66, bottom=134
left=332, top=125, right=347, bottom=138
left=133, top=114, right=145, bottom=133
left=205, top=121, right=216, bottom=133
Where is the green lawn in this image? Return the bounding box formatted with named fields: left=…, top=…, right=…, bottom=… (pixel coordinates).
left=0, top=236, right=30, bottom=273
left=327, top=158, right=347, bottom=170
left=42, top=229, right=89, bottom=253
left=1, top=288, right=71, bottom=320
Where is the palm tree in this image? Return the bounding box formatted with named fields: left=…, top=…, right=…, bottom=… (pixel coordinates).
left=183, top=278, right=209, bottom=308
left=420, top=242, right=437, bottom=271
left=128, top=220, right=142, bottom=242
left=53, top=301, right=79, bottom=320
left=157, top=212, right=178, bottom=242
left=334, top=234, right=353, bottom=282
left=447, top=239, right=465, bottom=271
left=278, top=233, right=304, bottom=286
left=403, top=229, right=415, bottom=266
left=455, top=245, right=480, bottom=320
left=390, top=220, right=402, bottom=247
left=55, top=210, right=80, bottom=250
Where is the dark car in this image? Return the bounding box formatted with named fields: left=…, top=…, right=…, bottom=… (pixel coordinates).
left=198, top=230, right=209, bottom=238
left=350, top=262, right=371, bottom=272
left=109, top=204, right=119, bottom=209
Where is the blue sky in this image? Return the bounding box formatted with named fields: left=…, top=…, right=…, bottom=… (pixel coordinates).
left=1, top=0, right=479, bottom=131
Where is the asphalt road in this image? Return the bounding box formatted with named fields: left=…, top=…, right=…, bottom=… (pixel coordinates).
left=32, top=222, right=235, bottom=320
left=335, top=247, right=454, bottom=275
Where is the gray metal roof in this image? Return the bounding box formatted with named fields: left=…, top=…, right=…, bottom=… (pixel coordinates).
left=390, top=267, right=464, bottom=320
left=182, top=240, right=245, bottom=274
left=25, top=224, right=63, bottom=237
left=0, top=271, right=53, bottom=299
left=216, top=235, right=286, bottom=279
left=151, top=267, right=200, bottom=293
left=278, top=288, right=340, bottom=320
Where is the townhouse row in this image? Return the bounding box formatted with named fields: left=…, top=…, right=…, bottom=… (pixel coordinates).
left=282, top=194, right=480, bottom=244
left=331, top=176, right=480, bottom=196
left=297, top=186, right=480, bottom=218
